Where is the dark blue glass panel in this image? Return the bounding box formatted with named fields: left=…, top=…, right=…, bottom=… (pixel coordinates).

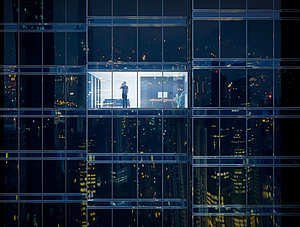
left=67, top=160, right=86, bottom=193
left=44, top=0, right=65, bottom=22
left=138, top=209, right=162, bottom=227
left=194, top=21, right=219, bottom=58
left=90, top=164, right=112, bottom=198
left=43, top=204, right=65, bottom=227
left=67, top=118, right=86, bottom=150
left=248, top=118, right=273, bottom=156
left=20, top=160, right=42, bottom=193
left=194, top=0, right=218, bottom=9
left=139, top=27, right=162, bottom=62
left=221, top=21, right=246, bottom=58
left=43, top=33, right=65, bottom=65
left=20, top=204, right=42, bottom=227
left=20, top=118, right=42, bottom=150
left=0, top=33, right=18, bottom=65
left=0, top=118, right=18, bottom=150
left=0, top=203, right=18, bottom=227
left=113, top=163, right=137, bottom=198
left=20, top=33, right=42, bottom=65
left=0, top=0, right=18, bottom=23
left=113, top=209, right=137, bottom=227
left=113, top=118, right=137, bottom=153
left=43, top=75, right=65, bottom=108
left=221, top=118, right=246, bottom=156
left=67, top=32, right=86, bottom=65
left=20, top=0, right=42, bottom=22
left=164, top=0, right=186, bottom=16
left=164, top=163, right=187, bottom=198
left=89, top=209, right=112, bottom=227
left=193, top=118, right=219, bottom=156
left=194, top=69, right=219, bottom=107
left=139, top=0, right=162, bottom=16
left=89, top=0, right=111, bottom=16
left=0, top=160, right=18, bottom=193
left=67, top=0, right=85, bottom=22
left=43, top=117, right=65, bottom=150
left=88, top=27, right=112, bottom=62
left=113, top=0, right=137, bottom=16
left=88, top=118, right=112, bottom=153
left=43, top=160, right=65, bottom=193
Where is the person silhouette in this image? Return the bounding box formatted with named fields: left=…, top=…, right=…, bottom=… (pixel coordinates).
left=120, top=81, right=128, bottom=108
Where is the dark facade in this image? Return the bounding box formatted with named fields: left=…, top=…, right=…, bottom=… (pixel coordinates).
left=1, top=0, right=300, bottom=226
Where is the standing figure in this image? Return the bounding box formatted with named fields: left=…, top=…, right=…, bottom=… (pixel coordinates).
left=120, top=81, right=129, bottom=108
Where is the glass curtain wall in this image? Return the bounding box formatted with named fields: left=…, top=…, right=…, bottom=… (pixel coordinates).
left=192, top=0, right=300, bottom=227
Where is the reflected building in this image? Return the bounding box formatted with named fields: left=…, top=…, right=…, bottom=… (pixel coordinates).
left=1, top=0, right=300, bottom=227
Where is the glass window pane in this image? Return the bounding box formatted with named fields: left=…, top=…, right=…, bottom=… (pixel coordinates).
left=67, top=32, right=86, bottom=65
left=194, top=0, right=218, bottom=9
left=0, top=0, right=18, bottom=23
left=138, top=72, right=162, bottom=108
left=138, top=163, right=162, bottom=198
left=275, top=69, right=300, bottom=107
left=221, top=21, right=246, bottom=58
left=194, top=216, right=220, bottom=227
left=164, top=209, right=187, bottom=227
left=221, top=0, right=245, bottom=9
left=138, top=209, right=162, bottom=227
left=248, top=167, right=273, bottom=205
left=275, top=216, right=300, bottom=227
left=88, top=118, right=112, bottom=153
left=163, top=72, right=188, bottom=108
left=220, top=167, right=246, bottom=205
left=275, top=20, right=300, bottom=58
left=139, top=27, right=162, bottom=62
left=163, top=27, right=187, bottom=62
left=164, top=0, right=186, bottom=16
left=163, top=118, right=187, bottom=153
left=113, top=0, right=137, bottom=16
left=43, top=160, right=65, bottom=193
left=275, top=167, right=300, bottom=205
left=0, top=118, right=18, bottom=150
left=67, top=160, right=86, bottom=193
left=43, top=0, right=65, bottom=22
left=113, top=27, right=137, bottom=62
left=66, top=74, right=86, bottom=108
left=248, top=21, right=273, bottom=58
left=193, top=118, right=219, bottom=156
left=20, top=0, right=42, bottom=22
left=20, top=75, right=42, bottom=108
left=43, top=75, right=65, bottom=108
left=275, top=0, right=300, bottom=9
left=0, top=32, right=18, bottom=65
left=67, top=117, right=86, bottom=150
left=138, top=0, right=161, bottom=16
left=138, top=118, right=162, bottom=153
left=248, top=118, right=273, bottom=156
left=164, top=163, right=187, bottom=198
left=221, top=118, right=246, bottom=156
left=113, top=209, right=137, bottom=227
left=0, top=160, right=18, bottom=193
left=248, top=0, right=273, bottom=9
left=20, top=118, right=42, bottom=150
left=0, top=75, right=17, bottom=108
left=87, top=72, right=112, bottom=108
left=275, top=118, right=300, bottom=156
left=67, top=0, right=85, bottom=22
left=89, top=0, right=111, bottom=16
left=248, top=216, right=273, bottom=227
left=194, top=21, right=219, bottom=58
left=193, top=69, right=219, bottom=107
left=20, top=160, right=42, bottom=193
left=193, top=167, right=219, bottom=205
left=223, top=217, right=247, bottom=226
left=43, top=204, right=65, bottom=227
left=89, top=164, right=112, bottom=198
left=89, top=209, right=112, bottom=227
left=20, top=204, right=42, bottom=227
left=221, top=69, right=246, bottom=107
left=88, top=27, right=112, bottom=62
left=20, top=33, right=42, bottom=65
left=248, top=69, right=273, bottom=107
left=113, top=72, right=137, bottom=108
left=67, top=204, right=86, bottom=226
left=0, top=203, right=18, bottom=227
left=113, top=118, right=137, bottom=153
left=43, top=117, right=65, bottom=150
left=43, top=33, right=65, bottom=65
left=113, top=163, right=137, bottom=198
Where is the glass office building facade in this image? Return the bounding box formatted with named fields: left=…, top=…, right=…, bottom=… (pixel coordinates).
left=0, top=0, right=300, bottom=226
